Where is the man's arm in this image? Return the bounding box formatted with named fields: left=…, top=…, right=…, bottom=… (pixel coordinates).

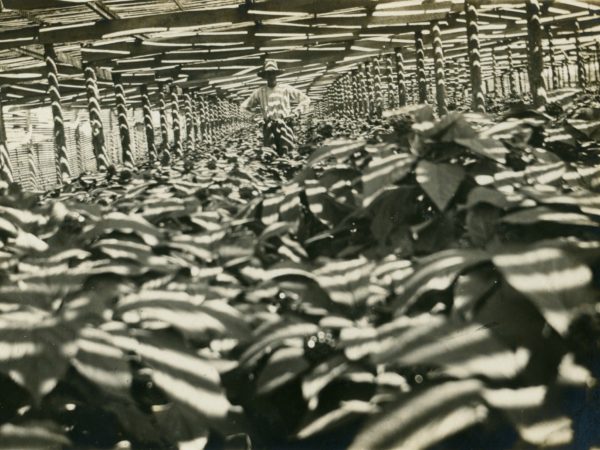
left=241, top=88, right=260, bottom=112
left=287, top=85, right=311, bottom=115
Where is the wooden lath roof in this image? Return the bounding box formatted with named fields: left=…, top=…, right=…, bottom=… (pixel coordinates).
left=0, top=0, right=599, bottom=108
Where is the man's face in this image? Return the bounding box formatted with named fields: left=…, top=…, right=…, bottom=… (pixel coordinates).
left=266, top=72, right=277, bottom=88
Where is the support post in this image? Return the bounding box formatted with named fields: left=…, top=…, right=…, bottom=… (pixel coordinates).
left=358, top=63, right=368, bottom=115
left=394, top=47, right=407, bottom=107
left=526, top=0, right=548, bottom=106
left=170, top=84, right=182, bottom=158
left=508, top=46, right=517, bottom=96
left=83, top=64, right=109, bottom=171
left=492, top=49, right=500, bottom=98
left=547, top=27, right=559, bottom=90
left=384, top=53, right=394, bottom=109
left=0, top=87, right=13, bottom=184
left=373, top=56, right=383, bottom=116
left=159, top=84, right=170, bottom=162
left=44, top=43, right=71, bottom=185
left=465, top=0, right=485, bottom=112
left=112, top=73, right=134, bottom=168
left=431, top=21, right=447, bottom=115
left=184, top=89, right=194, bottom=155
left=192, top=92, right=201, bottom=145
left=575, top=21, right=587, bottom=89
left=415, top=30, right=428, bottom=104
left=140, top=85, right=157, bottom=162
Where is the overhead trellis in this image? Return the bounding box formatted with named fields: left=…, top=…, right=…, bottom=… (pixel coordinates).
left=0, top=0, right=597, bottom=110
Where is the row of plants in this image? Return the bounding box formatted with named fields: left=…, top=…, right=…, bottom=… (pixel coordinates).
left=0, top=92, right=599, bottom=449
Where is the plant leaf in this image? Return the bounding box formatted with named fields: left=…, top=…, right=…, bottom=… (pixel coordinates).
left=416, top=160, right=465, bottom=211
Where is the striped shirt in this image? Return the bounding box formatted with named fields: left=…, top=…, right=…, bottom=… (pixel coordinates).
left=241, top=83, right=311, bottom=120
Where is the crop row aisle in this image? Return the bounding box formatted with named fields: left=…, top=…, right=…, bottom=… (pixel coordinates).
left=1, top=1, right=600, bottom=450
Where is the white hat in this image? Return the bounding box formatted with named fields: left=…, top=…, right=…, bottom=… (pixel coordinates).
left=258, top=59, right=283, bottom=78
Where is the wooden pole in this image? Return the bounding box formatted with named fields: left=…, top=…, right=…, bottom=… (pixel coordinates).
left=170, top=84, right=182, bottom=158
left=183, top=89, right=193, bottom=155
left=83, top=64, right=109, bottom=171
left=365, top=61, right=375, bottom=117
left=526, top=0, right=548, bottom=107
left=140, top=85, right=157, bottom=162
left=595, top=42, right=600, bottom=87
left=159, top=84, right=170, bottom=161
left=507, top=46, right=517, bottom=96
left=575, top=21, right=587, bottom=89
left=465, top=0, right=485, bottom=112
left=384, top=53, right=394, bottom=109
left=492, top=49, right=499, bottom=99
left=44, top=43, right=71, bottom=185
left=394, top=47, right=407, bottom=107
left=358, top=63, right=368, bottom=115
left=431, top=21, right=448, bottom=115
left=373, top=56, right=383, bottom=116
left=415, top=29, right=428, bottom=104
left=112, top=73, right=135, bottom=169
left=0, top=87, right=13, bottom=184
left=193, top=92, right=201, bottom=145
left=547, top=27, right=559, bottom=90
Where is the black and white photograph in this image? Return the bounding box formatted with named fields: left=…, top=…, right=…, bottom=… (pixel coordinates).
left=0, top=0, right=599, bottom=449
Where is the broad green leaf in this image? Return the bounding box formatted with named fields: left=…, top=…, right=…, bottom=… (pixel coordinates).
left=390, top=249, right=489, bottom=314
left=256, top=346, right=309, bottom=395
left=296, top=400, right=376, bottom=440
left=416, top=160, right=465, bottom=211
left=455, top=138, right=508, bottom=164
left=361, top=154, right=415, bottom=207
left=0, top=309, right=78, bottom=404
left=349, top=380, right=486, bottom=450
left=492, top=243, right=594, bottom=335
left=240, top=321, right=319, bottom=369
left=314, top=257, right=375, bottom=312
left=307, top=139, right=366, bottom=167
left=502, top=206, right=599, bottom=227
left=0, top=422, right=70, bottom=450
left=117, top=290, right=251, bottom=341
left=72, top=325, right=132, bottom=398
left=133, top=332, right=233, bottom=421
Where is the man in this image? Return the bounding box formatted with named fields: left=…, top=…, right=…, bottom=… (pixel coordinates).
left=241, top=59, right=310, bottom=156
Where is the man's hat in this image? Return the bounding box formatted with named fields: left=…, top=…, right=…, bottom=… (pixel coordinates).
left=258, top=59, right=283, bottom=78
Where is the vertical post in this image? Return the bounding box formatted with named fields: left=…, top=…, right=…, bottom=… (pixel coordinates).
left=448, top=59, right=457, bottom=106
left=526, top=0, right=548, bottom=107
left=170, top=84, right=182, bottom=158
left=140, top=85, right=157, bottom=162
left=358, top=63, right=368, bottom=115
left=547, top=27, right=559, bottom=90
left=351, top=69, right=360, bottom=117
left=26, top=114, right=39, bottom=191
left=365, top=61, right=375, bottom=117
left=373, top=56, right=383, bottom=116
left=184, top=89, right=194, bottom=155
left=575, top=21, right=587, bottom=89
left=112, top=73, right=134, bottom=169
left=193, top=92, right=201, bottom=145
left=83, top=64, right=109, bottom=171
left=595, top=41, right=600, bottom=87
left=465, top=0, right=485, bottom=112
left=415, top=29, right=428, bottom=104
left=431, top=21, right=447, bottom=115
left=492, top=49, right=499, bottom=99
left=508, top=46, right=517, bottom=96
left=0, top=87, right=13, bottom=184
left=159, top=84, right=170, bottom=161
left=384, top=53, right=394, bottom=109
left=44, top=43, right=71, bottom=185
left=394, top=47, right=407, bottom=107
